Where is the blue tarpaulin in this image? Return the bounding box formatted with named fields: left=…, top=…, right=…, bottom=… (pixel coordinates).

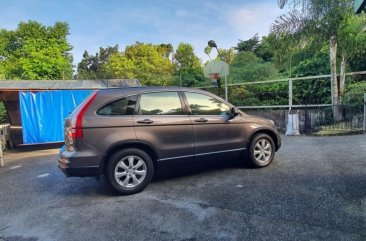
left=19, top=90, right=94, bottom=144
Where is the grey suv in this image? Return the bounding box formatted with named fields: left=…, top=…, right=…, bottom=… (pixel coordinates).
left=59, top=87, right=281, bottom=195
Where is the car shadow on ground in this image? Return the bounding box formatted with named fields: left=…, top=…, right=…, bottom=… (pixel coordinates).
left=154, top=156, right=252, bottom=182
left=98, top=155, right=253, bottom=196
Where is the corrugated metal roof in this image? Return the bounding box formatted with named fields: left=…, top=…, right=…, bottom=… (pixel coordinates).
left=0, top=79, right=141, bottom=90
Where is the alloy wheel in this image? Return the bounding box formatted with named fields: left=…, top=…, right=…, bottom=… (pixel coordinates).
left=114, top=155, right=147, bottom=188
left=253, top=139, right=272, bottom=164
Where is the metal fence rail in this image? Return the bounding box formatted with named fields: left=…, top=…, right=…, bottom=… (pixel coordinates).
left=200, top=71, right=366, bottom=108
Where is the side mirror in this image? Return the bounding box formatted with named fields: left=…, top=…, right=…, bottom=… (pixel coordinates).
left=229, top=107, right=239, bottom=119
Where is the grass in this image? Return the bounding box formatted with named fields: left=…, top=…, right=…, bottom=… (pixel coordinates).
left=311, top=121, right=364, bottom=136
left=311, top=129, right=363, bottom=136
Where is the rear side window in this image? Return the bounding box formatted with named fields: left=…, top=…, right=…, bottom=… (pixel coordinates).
left=139, top=92, right=184, bottom=115
left=185, top=92, right=231, bottom=115
left=97, top=95, right=137, bottom=115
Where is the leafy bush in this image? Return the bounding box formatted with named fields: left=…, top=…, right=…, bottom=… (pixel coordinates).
left=343, top=81, right=366, bottom=104
left=0, top=102, right=8, bottom=123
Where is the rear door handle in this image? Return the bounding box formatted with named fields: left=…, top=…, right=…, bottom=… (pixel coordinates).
left=137, top=119, right=154, bottom=124
left=194, top=118, right=208, bottom=123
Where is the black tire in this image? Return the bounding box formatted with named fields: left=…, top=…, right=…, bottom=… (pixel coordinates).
left=106, top=148, right=154, bottom=195
left=247, top=133, right=275, bottom=168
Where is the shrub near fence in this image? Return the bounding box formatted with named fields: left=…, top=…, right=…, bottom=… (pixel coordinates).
left=0, top=102, right=8, bottom=124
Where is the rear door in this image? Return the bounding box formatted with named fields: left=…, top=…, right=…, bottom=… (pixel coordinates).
left=183, top=91, right=246, bottom=160
left=133, top=91, right=194, bottom=163
left=79, top=94, right=138, bottom=166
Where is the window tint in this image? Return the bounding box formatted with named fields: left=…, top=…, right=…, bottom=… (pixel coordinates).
left=139, top=92, right=183, bottom=115
left=185, top=92, right=231, bottom=115
left=97, top=95, right=137, bottom=115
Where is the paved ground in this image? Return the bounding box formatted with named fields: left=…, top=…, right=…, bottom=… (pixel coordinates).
left=0, top=135, right=365, bottom=241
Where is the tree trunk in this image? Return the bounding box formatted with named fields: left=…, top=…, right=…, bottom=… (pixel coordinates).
left=329, top=35, right=341, bottom=122
left=340, top=52, right=346, bottom=102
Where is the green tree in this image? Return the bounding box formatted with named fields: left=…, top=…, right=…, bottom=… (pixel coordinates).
left=125, top=42, right=174, bottom=85
left=291, top=46, right=330, bottom=77
left=216, top=48, right=236, bottom=64
left=263, top=33, right=298, bottom=73
left=254, top=35, right=275, bottom=62
left=235, top=34, right=275, bottom=62
left=103, top=42, right=174, bottom=86
left=0, top=101, right=7, bottom=123
left=234, top=34, right=260, bottom=52
left=174, top=43, right=204, bottom=86
left=272, top=0, right=354, bottom=120
left=76, top=45, right=119, bottom=79
left=0, top=21, right=73, bottom=80
left=229, top=51, right=279, bottom=83
left=157, top=44, right=173, bottom=60
left=103, top=52, right=135, bottom=79
left=291, top=46, right=332, bottom=104
left=204, top=46, right=212, bottom=61
left=0, top=61, right=5, bottom=79
left=338, top=13, right=366, bottom=98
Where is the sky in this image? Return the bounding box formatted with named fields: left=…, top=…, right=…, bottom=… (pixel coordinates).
left=0, top=0, right=286, bottom=66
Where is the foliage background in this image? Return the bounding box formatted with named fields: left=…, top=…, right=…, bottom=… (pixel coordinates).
left=1, top=4, right=366, bottom=123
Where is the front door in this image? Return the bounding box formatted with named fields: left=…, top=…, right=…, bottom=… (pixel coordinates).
left=184, top=92, right=246, bottom=160
left=133, top=91, right=194, bottom=163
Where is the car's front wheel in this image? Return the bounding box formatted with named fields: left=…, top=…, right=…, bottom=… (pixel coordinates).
left=248, top=133, right=275, bottom=167
left=106, top=148, right=154, bottom=195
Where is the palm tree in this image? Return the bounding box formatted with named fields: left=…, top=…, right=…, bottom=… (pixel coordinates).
left=272, top=0, right=353, bottom=121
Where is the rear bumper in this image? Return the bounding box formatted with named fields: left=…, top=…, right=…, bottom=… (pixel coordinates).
left=59, top=165, right=99, bottom=177
left=58, top=145, right=100, bottom=177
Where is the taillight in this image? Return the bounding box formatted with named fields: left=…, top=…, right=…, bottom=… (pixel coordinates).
left=70, top=91, right=98, bottom=139
left=65, top=126, right=75, bottom=151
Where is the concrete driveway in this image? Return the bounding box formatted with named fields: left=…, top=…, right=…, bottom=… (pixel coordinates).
left=0, top=135, right=365, bottom=241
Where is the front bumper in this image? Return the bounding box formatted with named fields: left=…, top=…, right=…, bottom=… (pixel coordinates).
left=275, top=132, right=282, bottom=151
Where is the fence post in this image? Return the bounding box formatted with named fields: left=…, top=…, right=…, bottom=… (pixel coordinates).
left=0, top=136, right=3, bottom=167
left=289, top=79, right=293, bottom=108
left=225, top=75, right=228, bottom=101
left=363, top=93, right=366, bottom=133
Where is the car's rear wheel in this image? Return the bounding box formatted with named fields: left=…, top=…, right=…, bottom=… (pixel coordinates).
left=248, top=133, right=275, bottom=167
left=106, top=148, right=154, bottom=195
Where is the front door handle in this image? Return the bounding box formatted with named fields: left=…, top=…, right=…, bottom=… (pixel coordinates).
left=194, top=118, right=208, bottom=123
left=137, top=119, right=154, bottom=124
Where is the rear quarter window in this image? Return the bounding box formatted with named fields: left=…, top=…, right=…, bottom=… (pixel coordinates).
left=97, top=95, right=137, bottom=115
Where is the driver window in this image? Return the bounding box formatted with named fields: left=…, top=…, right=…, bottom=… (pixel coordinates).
left=185, top=92, right=231, bottom=115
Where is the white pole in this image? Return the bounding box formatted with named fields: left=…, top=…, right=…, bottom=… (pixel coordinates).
left=331, top=77, right=334, bottom=106
left=363, top=93, right=366, bottom=133
left=225, top=75, right=228, bottom=101
left=0, top=136, right=3, bottom=167
left=289, top=79, right=293, bottom=108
